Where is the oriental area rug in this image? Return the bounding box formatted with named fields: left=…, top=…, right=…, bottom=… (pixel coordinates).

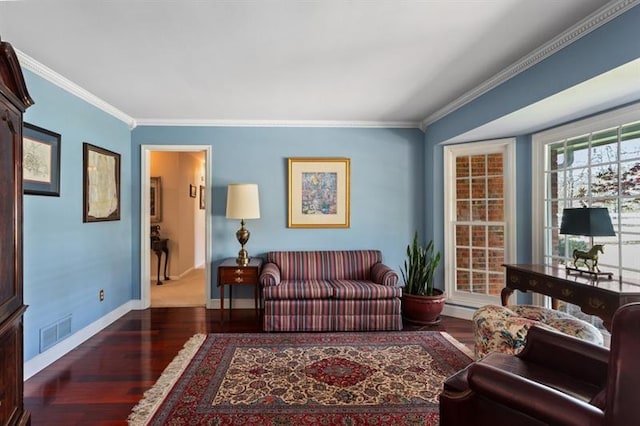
left=128, top=331, right=473, bottom=426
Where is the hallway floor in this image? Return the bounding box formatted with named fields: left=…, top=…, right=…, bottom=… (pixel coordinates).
left=150, top=267, right=205, bottom=307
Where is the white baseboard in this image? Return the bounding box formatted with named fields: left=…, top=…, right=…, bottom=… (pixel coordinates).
left=24, top=300, right=136, bottom=380
left=209, top=298, right=258, bottom=310
left=443, top=303, right=476, bottom=321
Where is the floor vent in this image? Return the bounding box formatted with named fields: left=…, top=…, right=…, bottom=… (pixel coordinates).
left=40, top=315, right=72, bottom=352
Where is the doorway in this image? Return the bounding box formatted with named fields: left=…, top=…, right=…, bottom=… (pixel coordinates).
left=140, top=145, right=213, bottom=309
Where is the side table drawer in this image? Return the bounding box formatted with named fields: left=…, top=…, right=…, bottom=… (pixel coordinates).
left=220, top=267, right=259, bottom=284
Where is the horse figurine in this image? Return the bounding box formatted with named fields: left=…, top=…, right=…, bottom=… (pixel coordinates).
left=573, top=244, right=604, bottom=272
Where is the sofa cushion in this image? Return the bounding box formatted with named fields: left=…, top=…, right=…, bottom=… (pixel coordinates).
left=263, top=280, right=334, bottom=300
left=330, top=280, right=402, bottom=300
left=267, top=250, right=382, bottom=281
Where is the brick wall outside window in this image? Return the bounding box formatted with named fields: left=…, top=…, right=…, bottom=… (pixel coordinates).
left=454, top=152, right=505, bottom=296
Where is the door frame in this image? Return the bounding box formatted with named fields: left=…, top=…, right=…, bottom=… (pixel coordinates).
left=140, top=144, right=213, bottom=309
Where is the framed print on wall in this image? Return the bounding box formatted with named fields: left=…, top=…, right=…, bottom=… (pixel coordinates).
left=83, top=142, right=121, bottom=222
left=288, top=157, right=350, bottom=228
left=150, top=176, right=162, bottom=223
left=23, top=123, right=61, bottom=196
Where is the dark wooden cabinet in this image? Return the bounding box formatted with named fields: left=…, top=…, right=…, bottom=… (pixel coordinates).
left=217, top=258, right=263, bottom=315
left=0, top=37, right=33, bottom=426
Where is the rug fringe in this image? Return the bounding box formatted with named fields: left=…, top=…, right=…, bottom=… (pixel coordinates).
left=440, top=331, right=474, bottom=359
left=128, top=333, right=207, bottom=425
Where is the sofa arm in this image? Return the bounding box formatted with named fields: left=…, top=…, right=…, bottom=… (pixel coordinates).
left=518, top=326, right=609, bottom=386
left=371, top=263, right=398, bottom=286
left=467, top=362, right=604, bottom=426
left=259, top=262, right=281, bottom=287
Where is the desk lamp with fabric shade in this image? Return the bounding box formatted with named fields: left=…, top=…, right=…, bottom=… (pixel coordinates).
left=560, top=207, right=615, bottom=279
left=226, top=183, right=260, bottom=266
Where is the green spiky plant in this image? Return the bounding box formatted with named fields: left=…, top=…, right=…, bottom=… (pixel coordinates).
left=400, top=231, right=441, bottom=296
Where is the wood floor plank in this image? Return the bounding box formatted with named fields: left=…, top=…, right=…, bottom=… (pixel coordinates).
left=24, top=308, right=474, bottom=425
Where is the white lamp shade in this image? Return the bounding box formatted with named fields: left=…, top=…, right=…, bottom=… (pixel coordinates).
left=226, top=183, right=260, bottom=219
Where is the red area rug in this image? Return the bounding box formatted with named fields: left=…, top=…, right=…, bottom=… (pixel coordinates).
left=128, top=332, right=473, bottom=425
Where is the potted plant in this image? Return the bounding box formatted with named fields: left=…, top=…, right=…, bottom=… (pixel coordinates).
left=400, top=231, right=446, bottom=325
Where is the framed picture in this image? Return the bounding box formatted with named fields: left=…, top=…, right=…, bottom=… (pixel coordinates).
left=150, top=176, right=162, bottom=223
left=23, top=123, right=61, bottom=196
left=83, top=143, right=121, bottom=222
left=288, top=157, right=350, bottom=228
left=199, top=185, right=205, bottom=210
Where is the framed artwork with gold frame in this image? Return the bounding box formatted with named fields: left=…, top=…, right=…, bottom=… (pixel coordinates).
left=288, top=157, right=350, bottom=228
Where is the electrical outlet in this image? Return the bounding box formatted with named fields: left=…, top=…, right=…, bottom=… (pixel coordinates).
left=99, top=289, right=104, bottom=301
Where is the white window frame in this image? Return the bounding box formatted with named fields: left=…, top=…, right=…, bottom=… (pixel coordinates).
left=444, top=138, right=517, bottom=308
left=532, top=103, right=640, bottom=269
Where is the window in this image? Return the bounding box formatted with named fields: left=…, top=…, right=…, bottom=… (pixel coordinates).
left=533, top=103, right=640, bottom=330
left=533, top=104, right=640, bottom=278
left=444, top=139, right=516, bottom=308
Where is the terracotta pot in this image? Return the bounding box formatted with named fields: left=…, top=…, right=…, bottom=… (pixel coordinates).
left=402, top=289, right=446, bottom=325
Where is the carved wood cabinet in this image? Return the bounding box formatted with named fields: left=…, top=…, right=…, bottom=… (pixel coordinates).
left=0, top=37, right=33, bottom=426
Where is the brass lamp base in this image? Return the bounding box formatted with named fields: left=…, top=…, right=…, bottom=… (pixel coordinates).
left=235, top=219, right=251, bottom=266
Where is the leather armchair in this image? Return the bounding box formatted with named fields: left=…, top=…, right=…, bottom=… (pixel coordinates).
left=439, top=302, right=640, bottom=426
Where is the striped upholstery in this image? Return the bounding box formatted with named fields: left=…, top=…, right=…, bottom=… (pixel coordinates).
left=330, top=280, right=402, bottom=300
left=261, top=250, right=401, bottom=332
left=267, top=250, right=382, bottom=281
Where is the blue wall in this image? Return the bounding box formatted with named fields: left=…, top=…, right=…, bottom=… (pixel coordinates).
left=131, top=126, right=425, bottom=300
left=22, top=70, right=132, bottom=360
left=424, top=6, right=640, bottom=297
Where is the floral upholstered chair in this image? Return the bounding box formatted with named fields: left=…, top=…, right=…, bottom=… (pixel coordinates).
left=473, top=304, right=603, bottom=359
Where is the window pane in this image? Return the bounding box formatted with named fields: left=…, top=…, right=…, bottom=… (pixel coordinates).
left=487, top=153, right=503, bottom=175
left=488, top=249, right=504, bottom=271
left=591, top=164, right=617, bottom=198
left=472, top=272, right=486, bottom=292
left=471, top=155, right=485, bottom=176
left=472, top=177, right=486, bottom=198
left=487, top=199, right=504, bottom=221
left=472, top=248, right=486, bottom=269
left=488, top=226, right=504, bottom=247
left=472, top=225, right=486, bottom=246
left=488, top=273, right=503, bottom=296
left=471, top=200, right=486, bottom=221
left=457, top=200, right=470, bottom=221
left=456, top=225, right=470, bottom=246
left=563, top=167, right=589, bottom=200
left=456, top=178, right=470, bottom=199
left=590, top=127, right=619, bottom=164
left=457, top=248, right=470, bottom=269
left=456, top=156, right=470, bottom=177
left=565, top=135, right=590, bottom=169
left=548, top=142, right=564, bottom=171
left=620, top=161, right=640, bottom=197
left=487, top=176, right=503, bottom=198
left=546, top=171, right=560, bottom=200
left=620, top=121, right=640, bottom=161
left=456, top=270, right=470, bottom=292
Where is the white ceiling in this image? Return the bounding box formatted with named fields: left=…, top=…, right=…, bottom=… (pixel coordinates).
left=0, top=0, right=635, bottom=131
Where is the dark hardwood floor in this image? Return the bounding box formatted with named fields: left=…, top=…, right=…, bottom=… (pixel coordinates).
left=23, top=308, right=474, bottom=425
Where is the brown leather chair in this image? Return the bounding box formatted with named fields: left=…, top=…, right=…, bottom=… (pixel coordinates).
left=439, top=302, right=640, bottom=426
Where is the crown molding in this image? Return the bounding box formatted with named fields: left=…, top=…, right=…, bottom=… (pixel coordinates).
left=420, top=0, right=640, bottom=131
left=15, top=49, right=137, bottom=129
left=135, top=118, right=421, bottom=129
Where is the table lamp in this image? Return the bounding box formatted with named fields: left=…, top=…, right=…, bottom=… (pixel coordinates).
left=226, top=183, right=260, bottom=266
left=559, top=207, right=615, bottom=278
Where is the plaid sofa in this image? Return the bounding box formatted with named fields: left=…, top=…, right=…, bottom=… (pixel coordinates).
left=260, top=250, right=402, bottom=332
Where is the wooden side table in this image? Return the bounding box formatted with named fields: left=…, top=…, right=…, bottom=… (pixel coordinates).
left=217, top=257, right=263, bottom=316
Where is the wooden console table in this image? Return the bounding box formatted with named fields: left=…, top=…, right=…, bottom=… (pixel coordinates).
left=502, top=264, right=640, bottom=331
left=151, top=237, right=170, bottom=285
